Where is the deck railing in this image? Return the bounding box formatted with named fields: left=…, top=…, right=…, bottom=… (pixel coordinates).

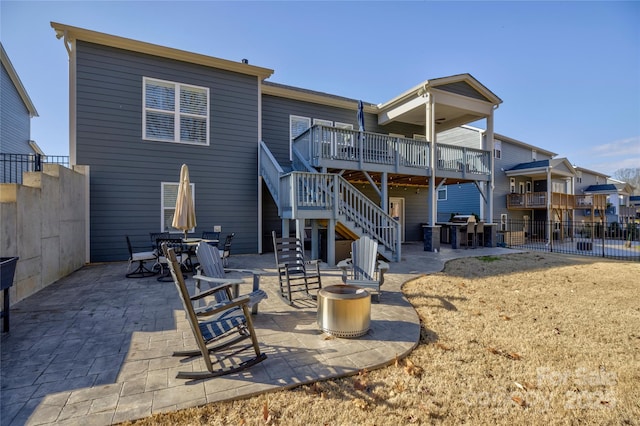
left=294, top=124, right=491, bottom=176
left=294, top=125, right=431, bottom=169
left=436, top=145, right=491, bottom=174
left=278, top=171, right=400, bottom=259
left=1, top=153, right=70, bottom=184
left=258, top=141, right=284, bottom=208
left=507, top=193, right=608, bottom=210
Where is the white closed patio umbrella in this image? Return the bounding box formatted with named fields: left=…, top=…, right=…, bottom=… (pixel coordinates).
left=172, top=164, right=196, bottom=238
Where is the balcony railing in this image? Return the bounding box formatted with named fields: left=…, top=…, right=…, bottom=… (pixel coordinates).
left=293, top=125, right=490, bottom=176
left=508, top=193, right=608, bottom=210
left=1, top=153, right=70, bottom=184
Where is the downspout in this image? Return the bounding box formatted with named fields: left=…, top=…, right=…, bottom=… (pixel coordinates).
left=257, top=77, right=263, bottom=253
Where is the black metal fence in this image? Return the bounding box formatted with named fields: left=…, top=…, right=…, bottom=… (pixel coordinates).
left=1, top=153, right=70, bottom=184
left=496, top=218, right=640, bottom=261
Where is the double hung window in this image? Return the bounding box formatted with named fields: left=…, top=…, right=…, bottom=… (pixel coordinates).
left=161, top=182, right=195, bottom=232
left=143, top=77, right=209, bottom=145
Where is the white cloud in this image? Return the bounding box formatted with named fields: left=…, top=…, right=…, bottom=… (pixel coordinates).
left=588, top=136, right=640, bottom=158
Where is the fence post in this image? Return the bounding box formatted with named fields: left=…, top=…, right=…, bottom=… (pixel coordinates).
left=602, top=219, right=606, bottom=258
left=34, top=153, right=42, bottom=172
left=549, top=220, right=553, bottom=253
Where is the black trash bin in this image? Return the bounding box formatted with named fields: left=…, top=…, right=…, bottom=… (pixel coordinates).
left=1, top=256, right=19, bottom=333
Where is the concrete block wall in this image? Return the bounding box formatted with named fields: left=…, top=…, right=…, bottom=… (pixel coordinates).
left=0, top=164, right=88, bottom=306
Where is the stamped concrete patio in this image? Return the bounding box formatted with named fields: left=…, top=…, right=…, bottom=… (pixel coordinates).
left=1, top=242, right=516, bottom=425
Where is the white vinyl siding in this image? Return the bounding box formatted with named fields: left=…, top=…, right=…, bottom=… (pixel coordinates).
left=289, top=115, right=311, bottom=160
left=143, top=77, right=209, bottom=145
left=161, top=182, right=195, bottom=232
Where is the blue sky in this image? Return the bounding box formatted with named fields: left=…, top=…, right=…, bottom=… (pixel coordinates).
left=2, top=1, right=639, bottom=175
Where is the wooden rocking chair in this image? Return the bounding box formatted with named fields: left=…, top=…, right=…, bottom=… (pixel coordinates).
left=271, top=231, right=322, bottom=304
left=337, top=235, right=389, bottom=302
left=194, top=242, right=267, bottom=315
left=162, top=244, right=266, bottom=380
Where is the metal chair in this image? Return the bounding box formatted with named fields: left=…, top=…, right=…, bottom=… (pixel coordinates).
left=125, top=236, right=157, bottom=278
left=271, top=231, right=322, bottom=304
left=337, top=235, right=388, bottom=302
left=194, top=242, right=267, bottom=314
left=154, top=236, right=187, bottom=281
left=219, top=232, right=235, bottom=267
left=162, top=244, right=266, bottom=380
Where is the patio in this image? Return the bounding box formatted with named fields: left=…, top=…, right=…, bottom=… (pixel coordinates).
left=1, top=242, right=515, bottom=425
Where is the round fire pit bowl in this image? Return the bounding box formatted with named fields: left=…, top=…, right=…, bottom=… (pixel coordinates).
left=317, top=285, right=371, bottom=338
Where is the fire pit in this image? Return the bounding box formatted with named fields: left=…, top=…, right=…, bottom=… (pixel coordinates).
left=317, top=285, right=371, bottom=338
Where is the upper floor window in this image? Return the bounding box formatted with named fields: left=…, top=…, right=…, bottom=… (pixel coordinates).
left=532, top=149, right=537, bottom=161
left=143, top=77, right=209, bottom=145
left=494, top=140, right=502, bottom=159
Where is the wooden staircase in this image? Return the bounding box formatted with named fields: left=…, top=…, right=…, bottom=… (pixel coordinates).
left=259, top=141, right=400, bottom=262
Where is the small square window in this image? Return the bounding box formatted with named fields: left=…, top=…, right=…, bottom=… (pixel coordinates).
left=437, top=187, right=447, bottom=201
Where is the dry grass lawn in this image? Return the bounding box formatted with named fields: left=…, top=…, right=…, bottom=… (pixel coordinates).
left=124, top=252, right=640, bottom=425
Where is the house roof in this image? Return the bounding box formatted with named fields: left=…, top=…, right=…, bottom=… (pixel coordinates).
left=505, top=158, right=576, bottom=178
left=379, top=73, right=503, bottom=110
left=50, top=22, right=274, bottom=80
left=508, top=159, right=552, bottom=171
left=574, top=166, right=609, bottom=178
left=262, top=81, right=376, bottom=112
left=0, top=42, right=38, bottom=117
left=584, top=184, right=618, bottom=193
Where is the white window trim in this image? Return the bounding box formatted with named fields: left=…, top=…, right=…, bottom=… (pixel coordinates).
left=437, top=187, right=447, bottom=201
left=494, top=140, right=502, bottom=159
left=161, top=181, right=195, bottom=232
left=143, top=77, right=210, bottom=146
left=289, top=115, right=311, bottom=160
left=526, top=181, right=532, bottom=193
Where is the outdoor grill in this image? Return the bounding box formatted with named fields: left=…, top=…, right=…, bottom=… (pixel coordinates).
left=450, top=214, right=476, bottom=225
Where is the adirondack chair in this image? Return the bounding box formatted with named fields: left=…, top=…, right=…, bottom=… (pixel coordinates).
left=194, top=242, right=267, bottom=314
left=272, top=231, right=322, bottom=304
left=337, top=235, right=389, bottom=302
left=162, top=244, right=266, bottom=379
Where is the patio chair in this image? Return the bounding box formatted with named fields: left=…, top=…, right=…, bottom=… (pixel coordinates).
left=201, top=231, right=221, bottom=246
left=337, top=235, right=389, bottom=302
left=194, top=242, right=267, bottom=314
left=154, top=236, right=188, bottom=281
left=125, top=236, right=158, bottom=278
left=149, top=232, right=169, bottom=252
left=219, top=232, right=235, bottom=267
left=272, top=230, right=322, bottom=304
left=162, top=244, right=266, bottom=380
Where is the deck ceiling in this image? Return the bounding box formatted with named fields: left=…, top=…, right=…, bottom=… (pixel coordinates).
left=334, top=169, right=477, bottom=189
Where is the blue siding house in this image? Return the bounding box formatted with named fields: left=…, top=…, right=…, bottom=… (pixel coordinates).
left=1, top=43, right=40, bottom=183
left=51, top=22, right=504, bottom=263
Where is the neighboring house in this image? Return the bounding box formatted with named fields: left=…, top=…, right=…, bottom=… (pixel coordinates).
left=51, top=22, right=503, bottom=264
left=576, top=172, right=635, bottom=226
left=0, top=42, right=40, bottom=182
left=437, top=126, right=557, bottom=224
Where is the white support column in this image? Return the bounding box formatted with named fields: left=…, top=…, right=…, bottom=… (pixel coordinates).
left=426, top=92, right=436, bottom=226
left=381, top=172, right=388, bottom=211
left=485, top=111, right=495, bottom=224
left=327, top=219, right=336, bottom=266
